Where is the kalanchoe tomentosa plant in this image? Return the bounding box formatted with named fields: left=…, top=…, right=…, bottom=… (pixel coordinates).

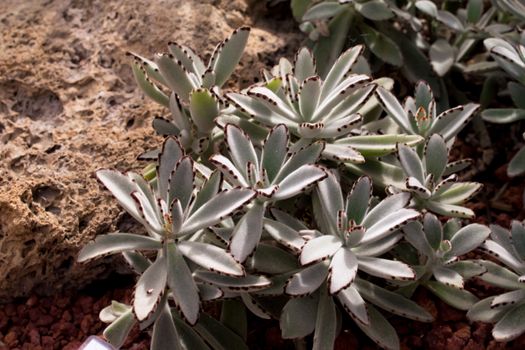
left=375, top=81, right=479, bottom=143
left=345, top=81, right=480, bottom=192
left=79, top=137, right=263, bottom=348
left=276, top=173, right=432, bottom=349
left=346, top=133, right=482, bottom=217
left=395, top=134, right=482, bottom=218
left=468, top=220, right=525, bottom=342
left=398, top=213, right=490, bottom=310
left=130, top=27, right=250, bottom=156
left=295, top=0, right=466, bottom=73
left=226, top=46, right=423, bottom=163
left=210, top=123, right=327, bottom=262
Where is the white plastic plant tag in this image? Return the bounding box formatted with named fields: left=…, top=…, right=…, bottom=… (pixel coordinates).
left=79, top=336, right=115, bottom=350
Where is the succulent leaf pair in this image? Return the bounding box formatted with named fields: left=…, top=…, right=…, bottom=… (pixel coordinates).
left=131, top=26, right=249, bottom=103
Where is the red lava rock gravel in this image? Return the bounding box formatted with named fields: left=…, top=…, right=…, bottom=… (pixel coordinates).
left=2, top=277, right=525, bottom=349
left=0, top=281, right=148, bottom=350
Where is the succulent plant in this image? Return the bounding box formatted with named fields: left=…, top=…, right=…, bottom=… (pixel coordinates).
left=210, top=123, right=327, bottom=262
left=412, top=0, right=525, bottom=75
left=344, top=81, right=483, bottom=192
left=481, top=37, right=525, bottom=176
left=129, top=27, right=250, bottom=155
left=226, top=46, right=423, bottom=163
left=466, top=220, right=525, bottom=341
left=375, top=81, right=479, bottom=143
left=275, top=173, right=431, bottom=349
left=399, top=213, right=490, bottom=310
left=78, top=137, right=262, bottom=347
left=345, top=132, right=482, bottom=215
left=395, top=134, right=481, bottom=218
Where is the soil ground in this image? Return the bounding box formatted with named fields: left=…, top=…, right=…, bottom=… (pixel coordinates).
left=0, top=0, right=524, bottom=349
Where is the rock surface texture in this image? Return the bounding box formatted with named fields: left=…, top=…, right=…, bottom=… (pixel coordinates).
left=0, top=0, right=300, bottom=300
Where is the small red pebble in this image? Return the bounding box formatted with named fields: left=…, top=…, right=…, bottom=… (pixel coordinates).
left=55, top=296, right=70, bottom=309
left=16, top=305, right=27, bottom=317
left=28, top=308, right=40, bottom=322
left=5, top=304, right=16, bottom=317
left=472, top=322, right=490, bottom=343
left=25, top=296, right=38, bottom=308
left=446, top=325, right=471, bottom=350
left=335, top=329, right=359, bottom=350
left=40, top=298, right=52, bottom=310
left=41, top=336, right=54, bottom=347
left=440, top=301, right=464, bottom=322
left=35, top=315, right=53, bottom=327
left=4, top=330, right=18, bottom=347
left=495, top=213, right=512, bottom=227
left=463, top=339, right=484, bottom=350
left=50, top=306, right=60, bottom=317
left=62, top=310, right=72, bottom=322
left=28, top=327, right=41, bottom=345
left=0, top=309, right=8, bottom=328
left=80, top=315, right=93, bottom=334
left=405, top=335, right=423, bottom=348
left=55, top=321, right=76, bottom=337
left=25, top=346, right=43, bottom=350
left=77, top=296, right=94, bottom=314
